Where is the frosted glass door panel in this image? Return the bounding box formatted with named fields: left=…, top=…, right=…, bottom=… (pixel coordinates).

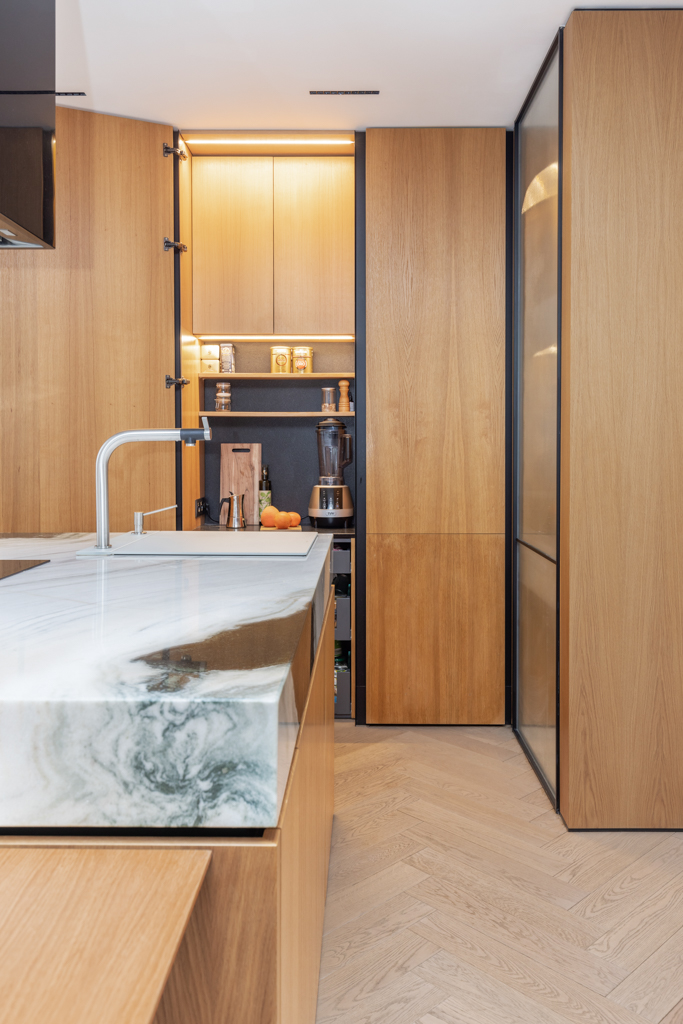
left=518, top=50, right=559, bottom=559
left=517, top=544, right=556, bottom=793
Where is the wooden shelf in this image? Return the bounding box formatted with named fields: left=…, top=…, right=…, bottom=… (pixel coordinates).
left=199, top=372, right=355, bottom=380
left=199, top=410, right=355, bottom=418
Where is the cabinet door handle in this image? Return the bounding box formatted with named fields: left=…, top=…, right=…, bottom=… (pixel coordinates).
left=165, top=375, right=189, bottom=389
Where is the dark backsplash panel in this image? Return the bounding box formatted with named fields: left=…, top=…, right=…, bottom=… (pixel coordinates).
left=203, top=378, right=356, bottom=526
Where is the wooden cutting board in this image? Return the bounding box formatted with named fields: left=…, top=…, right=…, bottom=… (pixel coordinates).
left=220, top=443, right=261, bottom=525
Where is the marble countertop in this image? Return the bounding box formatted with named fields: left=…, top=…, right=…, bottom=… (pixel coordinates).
left=0, top=533, right=331, bottom=830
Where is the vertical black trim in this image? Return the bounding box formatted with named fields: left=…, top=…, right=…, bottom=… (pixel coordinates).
left=512, top=33, right=561, bottom=809
left=354, top=131, right=367, bottom=725
left=172, top=129, right=183, bottom=532
left=505, top=130, right=514, bottom=726
left=555, top=28, right=564, bottom=811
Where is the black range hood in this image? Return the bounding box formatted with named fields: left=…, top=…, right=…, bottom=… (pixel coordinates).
left=0, top=0, right=55, bottom=249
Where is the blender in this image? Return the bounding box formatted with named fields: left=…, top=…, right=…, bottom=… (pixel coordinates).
left=308, top=418, right=354, bottom=527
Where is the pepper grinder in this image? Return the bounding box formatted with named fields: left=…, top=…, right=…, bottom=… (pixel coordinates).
left=338, top=379, right=351, bottom=413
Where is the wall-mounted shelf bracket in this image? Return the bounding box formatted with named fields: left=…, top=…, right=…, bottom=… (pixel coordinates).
left=163, top=143, right=187, bottom=160
left=164, top=237, right=187, bottom=253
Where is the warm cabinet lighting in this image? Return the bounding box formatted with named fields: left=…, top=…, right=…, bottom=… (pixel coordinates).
left=185, top=138, right=353, bottom=146
left=522, top=162, right=559, bottom=213
left=197, top=335, right=355, bottom=341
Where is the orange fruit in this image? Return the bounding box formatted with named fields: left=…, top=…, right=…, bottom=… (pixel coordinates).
left=288, top=512, right=301, bottom=527
left=274, top=511, right=292, bottom=530
left=260, top=505, right=279, bottom=527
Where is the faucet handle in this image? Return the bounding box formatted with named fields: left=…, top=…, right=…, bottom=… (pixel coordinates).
left=133, top=504, right=177, bottom=535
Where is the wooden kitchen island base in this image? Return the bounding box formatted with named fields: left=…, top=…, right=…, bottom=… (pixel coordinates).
left=0, top=589, right=335, bottom=1024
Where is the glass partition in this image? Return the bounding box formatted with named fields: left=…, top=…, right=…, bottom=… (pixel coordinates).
left=515, top=42, right=560, bottom=797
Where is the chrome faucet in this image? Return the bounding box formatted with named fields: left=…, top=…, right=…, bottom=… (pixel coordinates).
left=95, top=417, right=211, bottom=550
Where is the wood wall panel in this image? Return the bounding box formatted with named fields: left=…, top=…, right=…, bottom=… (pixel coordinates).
left=178, top=140, right=204, bottom=529
left=280, top=587, right=334, bottom=1024
left=560, top=11, right=683, bottom=828
left=366, top=128, right=506, bottom=535
left=0, top=107, right=176, bottom=534
left=367, top=535, right=505, bottom=724
left=192, top=157, right=274, bottom=335
left=0, top=847, right=210, bottom=1024
left=274, top=157, right=355, bottom=335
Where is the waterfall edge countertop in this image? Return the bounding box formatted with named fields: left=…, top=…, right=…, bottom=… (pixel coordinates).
left=0, top=533, right=332, bottom=830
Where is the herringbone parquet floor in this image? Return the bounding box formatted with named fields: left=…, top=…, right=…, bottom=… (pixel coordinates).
left=316, top=723, right=683, bottom=1024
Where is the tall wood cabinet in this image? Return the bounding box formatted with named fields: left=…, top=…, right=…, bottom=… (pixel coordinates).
left=516, top=10, right=683, bottom=828
left=365, top=128, right=507, bottom=724
left=0, top=107, right=177, bottom=534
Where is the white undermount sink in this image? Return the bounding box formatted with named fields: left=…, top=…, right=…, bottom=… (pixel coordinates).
left=77, top=531, right=318, bottom=558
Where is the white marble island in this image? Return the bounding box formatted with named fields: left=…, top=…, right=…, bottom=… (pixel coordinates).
left=0, top=533, right=331, bottom=830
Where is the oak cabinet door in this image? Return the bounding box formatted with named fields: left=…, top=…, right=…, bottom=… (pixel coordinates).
left=192, top=157, right=274, bottom=335
left=274, top=157, right=355, bottom=335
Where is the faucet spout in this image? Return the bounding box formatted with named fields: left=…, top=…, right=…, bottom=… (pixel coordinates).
left=95, top=418, right=212, bottom=551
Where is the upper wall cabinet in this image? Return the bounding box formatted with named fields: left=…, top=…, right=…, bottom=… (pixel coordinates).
left=274, top=158, right=355, bottom=335
left=192, top=155, right=354, bottom=336
left=192, top=157, right=274, bottom=335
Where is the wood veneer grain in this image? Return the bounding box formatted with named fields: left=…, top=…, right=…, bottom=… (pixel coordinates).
left=560, top=10, right=683, bottom=828
left=0, top=847, right=210, bottom=1024
left=0, top=107, right=176, bottom=534
left=365, top=128, right=506, bottom=535
left=192, top=157, right=274, bottom=334
left=274, top=157, right=355, bottom=335
left=279, top=586, right=335, bottom=1024
left=366, top=535, right=505, bottom=724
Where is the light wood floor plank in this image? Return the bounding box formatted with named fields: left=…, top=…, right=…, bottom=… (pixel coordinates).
left=410, top=911, right=646, bottom=1024
left=570, top=835, right=683, bottom=930
left=317, top=723, right=680, bottom=1024
left=394, top=757, right=551, bottom=823
left=320, top=893, right=433, bottom=977
left=404, top=839, right=586, bottom=911
left=323, top=859, right=429, bottom=933
left=608, top=924, right=683, bottom=1023
left=589, top=872, right=683, bottom=972
left=320, top=973, right=445, bottom=1024
left=545, top=831, right=669, bottom=889
left=326, top=832, right=426, bottom=895
left=316, top=929, right=440, bottom=1021
left=415, top=950, right=578, bottom=1024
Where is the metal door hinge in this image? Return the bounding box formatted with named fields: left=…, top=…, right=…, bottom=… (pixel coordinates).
left=163, top=143, right=187, bottom=160
left=163, top=237, right=187, bottom=253
left=165, top=374, right=190, bottom=389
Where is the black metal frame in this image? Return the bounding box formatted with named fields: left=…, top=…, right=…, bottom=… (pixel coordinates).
left=505, top=130, right=514, bottom=725
left=354, top=131, right=367, bottom=724
left=512, top=31, right=563, bottom=808
left=172, top=129, right=183, bottom=531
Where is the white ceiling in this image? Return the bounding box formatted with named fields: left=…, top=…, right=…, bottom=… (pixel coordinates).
left=56, top=1, right=680, bottom=130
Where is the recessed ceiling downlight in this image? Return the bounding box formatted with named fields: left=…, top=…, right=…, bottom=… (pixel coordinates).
left=309, top=91, right=379, bottom=95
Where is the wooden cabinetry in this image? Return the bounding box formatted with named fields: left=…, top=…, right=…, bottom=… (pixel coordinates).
left=274, top=157, right=355, bottom=334
left=192, top=158, right=274, bottom=335
left=0, top=107, right=177, bottom=534
left=365, top=128, right=507, bottom=724
left=191, top=155, right=354, bottom=336
left=557, top=11, right=683, bottom=828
